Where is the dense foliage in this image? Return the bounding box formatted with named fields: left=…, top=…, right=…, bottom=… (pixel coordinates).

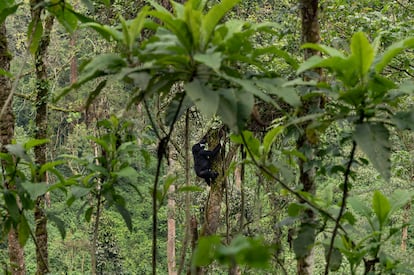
left=1, top=0, right=414, bottom=274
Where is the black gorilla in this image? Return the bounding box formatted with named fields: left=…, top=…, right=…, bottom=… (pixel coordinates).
left=192, top=138, right=221, bottom=186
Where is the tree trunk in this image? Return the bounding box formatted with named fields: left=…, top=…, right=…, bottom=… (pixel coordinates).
left=296, top=1, right=321, bottom=274
left=167, top=184, right=177, bottom=275
left=0, top=22, right=26, bottom=275
left=401, top=202, right=411, bottom=251
left=30, top=2, right=55, bottom=273
left=200, top=130, right=225, bottom=236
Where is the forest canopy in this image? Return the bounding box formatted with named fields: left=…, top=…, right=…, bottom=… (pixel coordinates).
left=0, top=0, right=414, bottom=274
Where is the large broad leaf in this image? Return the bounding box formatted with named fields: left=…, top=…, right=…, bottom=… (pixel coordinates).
left=348, top=196, right=372, bottom=220
left=217, top=88, right=254, bottom=132
left=302, top=43, right=345, bottom=58
left=21, top=181, right=49, bottom=199
left=350, top=32, right=374, bottom=77
left=165, top=93, right=194, bottom=127
left=201, top=0, right=241, bottom=49
left=194, top=52, right=223, bottom=71
left=48, top=212, right=66, bottom=239
left=353, top=122, right=390, bottom=181
left=192, top=236, right=221, bottom=267
left=0, top=2, right=21, bottom=25
left=324, top=243, right=342, bottom=272
left=372, top=190, right=391, bottom=229
left=255, top=78, right=301, bottom=107
left=293, top=224, right=316, bottom=258
left=185, top=78, right=219, bottom=118
left=375, top=37, right=414, bottom=73
left=115, top=204, right=133, bottom=232
left=47, top=0, right=78, bottom=33
left=4, top=190, right=20, bottom=223
left=82, top=22, right=123, bottom=42
left=392, top=109, right=414, bottom=130
left=18, top=215, right=30, bottom=246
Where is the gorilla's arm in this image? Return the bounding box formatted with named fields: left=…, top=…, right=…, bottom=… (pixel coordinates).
left=200, top=143, right=221, bottom=158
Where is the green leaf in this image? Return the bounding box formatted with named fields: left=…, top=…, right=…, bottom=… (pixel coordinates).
left=348, top=196, right=372, bottom=219
left=85, top=80, right=107, bottom=111
left=165, top=93, right=193, bottom=127
left=47, top=0, right=78, bottom=33
left=287, top=203, right=304, bottom=217
left=0, top=68, right=13, bottom=78
left=353, top=123, right=390, bottom=181
left=293, top=224, right=315, bottom=258
left=194, top=52, right=222, bottom=71
left=114, top=166, right=139, bottom=182
left=372, top=190, right=391, bottom=229
left=302, top=43, right=345, bottom=58
left=389, top=190, right=414, bottom=215
left=28, top=19, right=43, bottom=55
left=82, top=22, right=123, bottom=42
left=375, top=37, right=414, bottom=73
left=217, top=88, right=254, bottom=132
left=48, top=212, right=66, bottom=239
left=263, top=125, right=284, bottom=155
left=350, top=32, right=374, bottom=77
left=324, top=244, right=342, bottom=271
left=4, top=190, right=20, bottom=222
left=201, top=0, right=241, bottom=48
left=116, top=204, right=133, bottom=232
left=192, top=236, right=221, bottom=267
left=71, top=186, right=91, bottom=199
left=85, top=206, right=93, bottom=222
left=5, top=144, right=31, bottom=162
left=0, top=3, right=21, bottom=25
left=21, top=181, right=49, bottom=199
left=18, top=215, right=30, bottom=246
left=392, top=110, right=414, bottom=130
left=185, top=78, right=219, bottom=118
left=128, top=6, right=149, bottom=50
left=25, top=138, right=50, bottom=151
left=184, top=3, right=202, bottom=49
left=256, top=78, right=301, bottom=107
left=39, top=160, right=65, bottom=177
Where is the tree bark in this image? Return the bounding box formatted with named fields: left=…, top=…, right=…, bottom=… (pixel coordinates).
left=296, top=1, right=321, bottom=274
left=0, top=22, right=26, bottom=275
left=167, top=184, right=177, bottom=275
left=30, top=2, right=55, bottom=273
left=401, top=202, right=411, bottom=251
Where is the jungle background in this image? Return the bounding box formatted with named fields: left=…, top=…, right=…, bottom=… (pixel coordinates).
left=1, top=0, right=414, bottom=274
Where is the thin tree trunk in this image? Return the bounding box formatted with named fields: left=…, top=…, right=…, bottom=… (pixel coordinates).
left=200, top=130, right=225, bottom=237
left=401, top=202, right=411, bottom=251
left=177, top=110, right=191, bottom=275
left=167, top=184, right=177, bottom=275
left=30, top=2, right=55, bottom=272
left=296, top=1, right=321, bottom=274
left=167, top=149, right=177, bottom=275
left=0, top=22, right=26, bottom=275
left=70, top=32, right=77, bottom=84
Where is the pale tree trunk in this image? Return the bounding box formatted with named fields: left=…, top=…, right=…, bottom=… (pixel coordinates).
left=0, top=22, right=26, bottom=275
left=167, top=150, right=177, bottom=275
left=167, top=184, right=177, bottom=275
left=401, top=202, right=411, bottom=251
left=296, top=1, right=321, bottom=274
left=30, top=2, right=55, bottom=273
left=177, top=110, right=191, bottom=275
